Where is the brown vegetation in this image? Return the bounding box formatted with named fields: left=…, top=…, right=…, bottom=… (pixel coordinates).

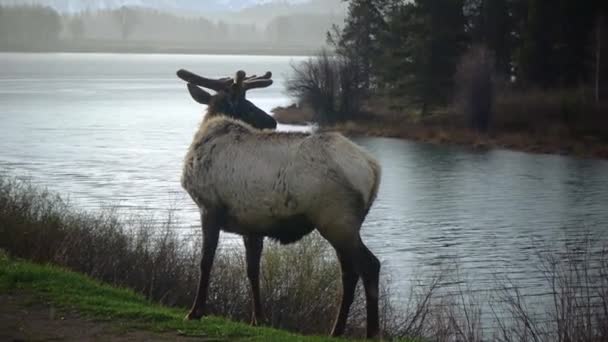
left=0, top=175, right=381, bottom=337
left=2, top=176, right=608, bottom=340
left=285, top=49, right=366, bottom=124
left=276, top=87, right=608, bottom=159
left=272, top=104, right=314, bottom=125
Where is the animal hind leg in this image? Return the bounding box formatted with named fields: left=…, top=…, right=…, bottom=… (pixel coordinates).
left=244, top=235, right=264, bottom=325
left=330, top=249, right=359, bottom=337
left=317, top=217, right=368, bottom=337
left=354, top=240, right=381, bottom=338
left=186, top=209, right=220, bottom=320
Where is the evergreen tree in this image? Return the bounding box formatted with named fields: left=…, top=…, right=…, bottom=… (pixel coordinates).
left=554, top=0, right=597, bottom=85
left=379, top=0, right=466, bottom=113
left=468, top=0, right=512, bottom=76
left=112, top=6, right=138, bottom=40
left=516, top=0, right=600, bottom=87
left=0, top=5, right=61, bottom=47
left=332, top=0, right=389, bottom=90
left=68, top=16, right=85, bottom=40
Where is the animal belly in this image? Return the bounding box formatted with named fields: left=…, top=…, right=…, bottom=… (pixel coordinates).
left=264, top=214, right=316, bottom=245
left=224, top=212, right=315, bottom=245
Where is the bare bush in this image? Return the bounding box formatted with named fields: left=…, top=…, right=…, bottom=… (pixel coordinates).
left=492, top=240, right=608, bottom=342
left=454, top=45, right=496, bottom=132
left=286, top=48, right=363, bottom=124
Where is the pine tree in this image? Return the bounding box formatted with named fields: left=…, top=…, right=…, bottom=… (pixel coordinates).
left=332, top=0, right=389, bottom=90
left=379, top=0, right=467, bottom=113
left=474, top=0, right=512, bottom=76
left=516, top=0, right=600, bottom=87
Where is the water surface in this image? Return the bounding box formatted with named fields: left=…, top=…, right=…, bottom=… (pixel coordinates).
left=1, top=53, right=607, bottom=325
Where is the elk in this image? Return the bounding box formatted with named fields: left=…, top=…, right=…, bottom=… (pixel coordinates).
left=177, top=69, right=382, bottom=338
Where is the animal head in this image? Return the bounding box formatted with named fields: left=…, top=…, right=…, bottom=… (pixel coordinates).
left=177, top=69, right=277, bottom=130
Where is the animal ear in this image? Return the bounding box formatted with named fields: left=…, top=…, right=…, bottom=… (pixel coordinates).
left=187, top=83, right=211, bottom=104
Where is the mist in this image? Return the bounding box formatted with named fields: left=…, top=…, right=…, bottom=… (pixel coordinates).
left=0, top=0, right=346, bottom=55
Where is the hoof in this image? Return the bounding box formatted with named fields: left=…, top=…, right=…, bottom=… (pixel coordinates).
left=250, top=316, right=263, bottom=327
left=366, top=331, right=381, bottom=340
left=331, top=331, right=343, bottom=338
left=185, top=310, right=204, bottom=321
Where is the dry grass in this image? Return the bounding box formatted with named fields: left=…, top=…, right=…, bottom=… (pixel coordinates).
left=328, top=120, right=608, bottom=159
left=271, top=104, right=314, bottom=125
left=271, top=82, right=608, bottom=159
left=317, top=87, right=608, bottom=159
left=493, top=87, right=607, bottom=136
left=2, top=175, right=607, bottom=340
left=0, top=175, right=385, bottom=337
left=491, top=241, right=608, bottom=342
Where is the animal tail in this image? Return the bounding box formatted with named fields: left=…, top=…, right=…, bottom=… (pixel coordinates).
left=363, top=155, right=382, bottom=217
left=322, top=133, right=382, bottom=218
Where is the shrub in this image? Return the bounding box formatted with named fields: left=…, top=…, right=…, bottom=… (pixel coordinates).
left=286, top=48, right=363, bottom=124
left=493, top=86, right=608, bottom=141
left=492, top=241, right=608, bottom=342
left=454, top=45, right=496, bottom=132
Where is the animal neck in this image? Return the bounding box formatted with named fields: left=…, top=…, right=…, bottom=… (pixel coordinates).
left=200, top=113, right=255, bottom=135
left=202, top=107, right=231, bottom=125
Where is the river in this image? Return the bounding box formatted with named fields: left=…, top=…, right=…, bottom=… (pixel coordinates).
left=1, top=53, right=607, bottom=328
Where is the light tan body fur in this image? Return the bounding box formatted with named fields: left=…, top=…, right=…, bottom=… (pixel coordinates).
left=182, top=116, right=381, bottom=246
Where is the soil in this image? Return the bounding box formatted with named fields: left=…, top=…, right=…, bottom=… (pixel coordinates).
left=0, top=294, right=204, bottom=342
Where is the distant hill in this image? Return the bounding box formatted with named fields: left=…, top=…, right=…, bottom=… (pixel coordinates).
left=0, top=0, right=346, bottom=27
left=0, top=0, right=316, bottom=13
left=0, top=0, right=346, bottom=55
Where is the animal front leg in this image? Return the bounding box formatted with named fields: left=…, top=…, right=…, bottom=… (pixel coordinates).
left=186, top=211, right=220, bottom=320
left=244, top=235, right=264, bottom=325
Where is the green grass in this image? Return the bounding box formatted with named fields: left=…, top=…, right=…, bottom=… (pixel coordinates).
left=0, top=252, right=351, bottom=342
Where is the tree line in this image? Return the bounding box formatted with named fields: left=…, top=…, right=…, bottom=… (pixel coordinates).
left=289, top=0, right=608, bottom=129
left=0, top=5, right=61, bottom=47
left=0, top=5, right=336, bottom=51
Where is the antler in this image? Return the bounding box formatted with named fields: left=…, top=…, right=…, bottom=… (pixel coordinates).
left=244, top=71, right=273, bottom=91
left=177, top=69, right=232, bottom=91
left=177, top=69, right=273, bottom=92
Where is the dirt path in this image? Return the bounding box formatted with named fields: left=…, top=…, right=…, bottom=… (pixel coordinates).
left=0, top=294, right=201, bottom=342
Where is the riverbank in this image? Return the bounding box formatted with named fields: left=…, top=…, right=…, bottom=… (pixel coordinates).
left=272, top=104, right=608, bottom=160
left=325, top=119, right=608, bottom=159
left=0, top=176, right=385, bottom=338
left=0, top=253, right=338, bottom=341
left=0, top=40, right=316, bottom=56
left=2, top=176, right=608, bottom=341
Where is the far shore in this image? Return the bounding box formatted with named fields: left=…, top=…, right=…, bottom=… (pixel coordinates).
left=0, top=40, right=317, bottom=57
left=272, top=105, right=608, bottom=160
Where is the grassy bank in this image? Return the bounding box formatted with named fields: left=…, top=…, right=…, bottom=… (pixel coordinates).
left=273, top=89, right=608, bottom=160
left=0, top=252, right=339, bottom=341
left=0, top=175, right=404, bottom=338
left=2, top=175, right=608, bottom=341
